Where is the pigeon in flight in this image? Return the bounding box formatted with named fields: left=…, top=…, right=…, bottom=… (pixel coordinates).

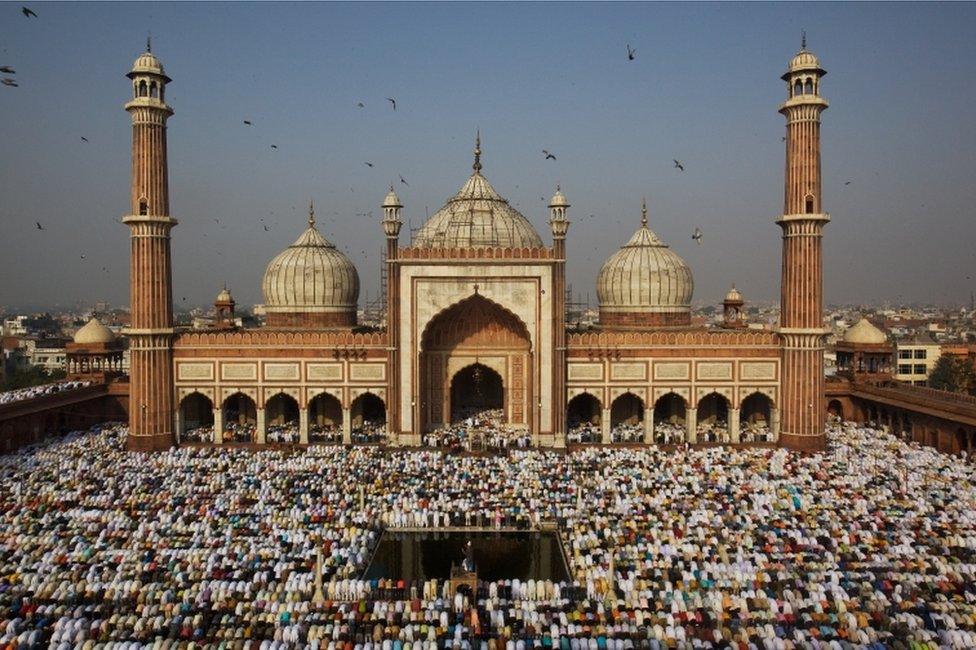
left=673, top=159, right=684, bottom=172
left=35, top=221, right=43, bottom=230
left=0, top=66, right=14, bottom=74
left=399, top=174, right=408, bottom=186
left=386, top=97, right=396, bottom=111
left=263, top=225, right=269, bottom=232
left=692, top=227, right=703, bottom=244
left=270, top=144, right=277, bottom=150
left=243, top=120, right=252, bottom=126
left=80, top=136, right=88, bottom=143
left=22, top=6, right=37, bottom=18
left=844, top=181, right=851, bottom=185
left=543, top=150, right=556, bottom=161
left=364, top=162, right=374, bottom=168
left=357, top=102, right=365, bottom=108
left=627, top=44, right=636, bottom=61
left=1, top=78, right=18, bottom=87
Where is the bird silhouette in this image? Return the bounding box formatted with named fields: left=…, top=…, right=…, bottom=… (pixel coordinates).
left=673, top=159, right=685, bottom=172
left=1, top=78, right=18, bottom=87
left=692, top=227, right=703, bottom=244
left=0, top=66, right=14, bottom=74
left=80, top=254, right=86, bottom=259
left=399, top=174, right=408, bottom=186
left=35, top=221, right=43, bottom=230
left=627, top=44, right=636, bottom=61
left=357, top=102, right=365, bottom=108
left=543, top=150, right=556, bottom=161
left=386, top=97, right=397, bottom=111
left=263, top=225, right=269, bottom=232
left=844, top=181, right=851, bottom=185
left=270, top=144, right=277, bottom=150
left=781, top=136, right=787, bottom=142
left=80, top=136, right=88, bottom=143
left=21, top=6, right=37, bottom=18
left=364, top=162, right=374, bottom=168
left=243, top=120, right=252, bottom=126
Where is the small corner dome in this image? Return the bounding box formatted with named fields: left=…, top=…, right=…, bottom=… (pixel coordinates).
left=74, top=318, right=116, bottom=345
left=382, top=187, right=402, bottom=208
left=785, top=49, right=824, bottom=78
left=129, top=51, right=169, bottom=79
left=216, top=287, right=233, bottom=303
left=725, top=286, right=742, bottom=303
left=549, top=187, right=569, bottom=208
left=843, top=317, right=887, bottom=345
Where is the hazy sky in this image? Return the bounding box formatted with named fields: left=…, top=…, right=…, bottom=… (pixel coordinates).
left=2, top=2, right=975, bottom=311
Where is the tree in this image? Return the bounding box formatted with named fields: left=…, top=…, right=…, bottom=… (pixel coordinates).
left=928, top=354, right=976, bottom=394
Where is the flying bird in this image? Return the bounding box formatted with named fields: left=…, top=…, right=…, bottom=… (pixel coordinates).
left=80, top=254, right=86, bottom=259
left=1, top=78, right=18, bottom=87
left=243, top=120, right=252, bottom=126
left=0, top=66, right=14, bottom=74
left=692, top=227, right=703, bottom=244
left=543, top=150, right=556, bottom=161
left=35, top=221, right=43, bottom=230
left=80, top=136, right=88, bottom=143
left=364, top=162, right=373, bottom=168
left=399, top=174, right=408, bottom=186
left=673, top=159, right=684, bottom=172
left=781, top=136, right=787, bottom=142
left=844, top=181, right=851, bottom=185
left=263, top=225, right=269, bottom=232
left=627, top=44, right=636, bottom=61
left=386, top=97, right=396, bottom=111
left=270, top=144, right=277, bottom=150
left=357, top=102, right=364, bottom=108
left=21, top=6, right=37, bottom=18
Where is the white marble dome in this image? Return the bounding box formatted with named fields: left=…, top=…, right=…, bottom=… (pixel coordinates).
left=262, top=208, right=359, bottom=314
left=73, top=317, right=116, bottom=345
left=413, top=138, right=543, bottom=249
left=597, top=201, right=693, bottom=325
left=843, top=317, right=887, bottom=345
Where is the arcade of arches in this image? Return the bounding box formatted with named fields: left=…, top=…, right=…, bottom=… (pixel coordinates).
left=420, top=295, right=532, bottom=432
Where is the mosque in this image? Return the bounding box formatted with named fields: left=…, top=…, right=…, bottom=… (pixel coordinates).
left=121, top=42, right=830, bottom=453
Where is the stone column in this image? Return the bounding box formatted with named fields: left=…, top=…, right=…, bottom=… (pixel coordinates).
left=256, top=409, right=267, bottom=445
left=771, top=408, right=781, bottom=442
left=729, top=408, right=740, bottom=444
left=601, top=408, right=611, bottom=443
left=342, top=407, right=352, bottom=444
left=686, top=408, right=698, bottom=444
left=299, top=408, right=309, bottom=444
left=644, top=413, right=654, bottom=444
left=213, top=408, right=223, bottom=445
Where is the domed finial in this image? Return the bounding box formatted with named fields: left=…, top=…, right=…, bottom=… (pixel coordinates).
left=147, top=31, right=152, bottom=53
left=801, top=29, right=806, bottom=50
left=641, top=197, right=648, bottom=228
left=308, top=199, right=315, bottom=227
left=473, top=129, right=482, bottom=173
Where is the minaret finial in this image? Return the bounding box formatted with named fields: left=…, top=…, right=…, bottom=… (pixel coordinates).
left=147, top=31, right=152, bottom=53
left=641, top=197, right=648, bottom=227
left=473, top=129, right=482, bottom=173
left=801, top=29, right=806, bottom=50
left=308, top=199, right=315, bottom=227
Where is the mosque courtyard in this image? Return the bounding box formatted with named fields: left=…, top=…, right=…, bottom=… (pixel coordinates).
left=1, top=424, right=975, bottom=649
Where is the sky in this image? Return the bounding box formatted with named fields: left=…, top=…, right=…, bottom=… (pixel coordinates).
left=1, top=1, right=975, bottom=312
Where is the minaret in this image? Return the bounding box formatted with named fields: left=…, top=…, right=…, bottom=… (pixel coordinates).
left=549, top=185, right=569, bottom=447
left=382, top=185, right=403, bottom=443
left=777, top=35, right=829, bottom=452
left=121, top=42, right=177, bottom=451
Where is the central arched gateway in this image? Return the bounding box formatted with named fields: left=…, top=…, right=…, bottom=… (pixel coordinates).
left=420, top=294, right=532, bottom=432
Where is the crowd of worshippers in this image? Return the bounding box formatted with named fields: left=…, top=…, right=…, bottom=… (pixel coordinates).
left=2, top=422, right=976, bottom=648
left=0, top=380, right=91, bottom=406
left=568, top=421, right=774, bottom=445
left=423, top=410, right=531, bottom=451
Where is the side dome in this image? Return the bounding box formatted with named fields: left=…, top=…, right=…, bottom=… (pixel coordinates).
left=597, top=200, right=694, bottom=328
left=412, top=135, right=543, bottom=249
left=843, top=317, right=887, bottom=345
left=261, top=203, right=360, bottom=328
left=74, top=317, right=116, bottom=345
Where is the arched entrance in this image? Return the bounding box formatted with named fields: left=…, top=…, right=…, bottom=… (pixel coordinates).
left=450, top=363, right=504, bottom=424
left=610, top=393, right=644, bottom=443
left=309, top=392, right=342, bottom=442
left=567, top=393, right=601, bottom=443
left=741, top=392, right=773, bottom=441
left=653, top=393, right=687, bottom=443
left=352, top=392, right=386, bottom=443
left=180, top=393, right=214, bottom=442
left=266, top=393, right=299, bottom=443
left=222, top=393, right=256, bottom=443
left=697, top=393, right=729, bottom=442
left=826, top=399, right=843, bottom=422
left=420, top=294, right=532, bottom=433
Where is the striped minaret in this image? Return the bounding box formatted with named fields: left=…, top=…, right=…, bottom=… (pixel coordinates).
left=777, top=36, right=830, bottom=452
left=121, top=42, right=177, bottom=452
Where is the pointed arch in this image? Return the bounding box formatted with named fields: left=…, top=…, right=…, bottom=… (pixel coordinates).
left=222, top=392, right=256, bottom=443
left=351, top=392, right=386, bottom=443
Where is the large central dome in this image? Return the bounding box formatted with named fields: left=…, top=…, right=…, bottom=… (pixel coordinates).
left=412, top=136, right=543, bottom=249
